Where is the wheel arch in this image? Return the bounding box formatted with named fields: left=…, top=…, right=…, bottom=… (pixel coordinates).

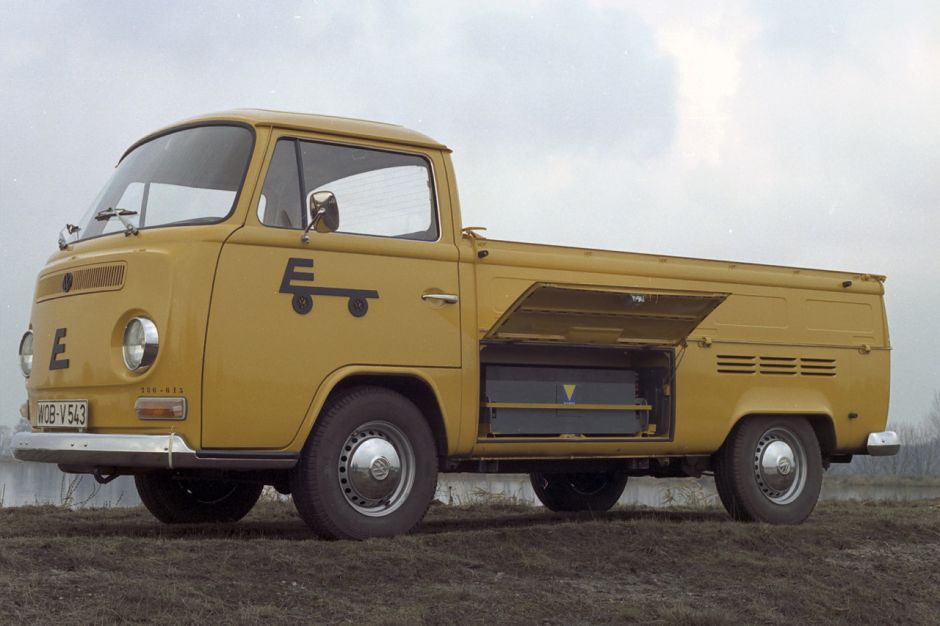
left=290, top=368, right=450, bottom=462
left=726, top=412, right=836, bottom=459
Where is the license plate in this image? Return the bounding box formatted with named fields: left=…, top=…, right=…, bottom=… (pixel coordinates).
left=36, top=400, right=89, bottom=429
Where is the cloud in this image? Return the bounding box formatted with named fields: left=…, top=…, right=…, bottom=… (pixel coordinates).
left=447, top=2, right=676, bottom=153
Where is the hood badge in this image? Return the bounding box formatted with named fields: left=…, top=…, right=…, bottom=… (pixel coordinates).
left=62, top=273, right=74, bottom=293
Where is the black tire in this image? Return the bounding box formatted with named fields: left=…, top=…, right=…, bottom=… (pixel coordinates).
left=713, top=416, right=822, bottom=524
left=530, top=471, right=628, bottom=512
left=135, top=473, right=263, bottom=524
left=290, top=386, right=438, bottom=540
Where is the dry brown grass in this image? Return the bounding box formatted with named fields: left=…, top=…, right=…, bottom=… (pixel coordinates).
left=1, top=499, right=939, bottom=625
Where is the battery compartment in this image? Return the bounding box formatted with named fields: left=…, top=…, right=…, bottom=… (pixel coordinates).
left=479, top=344, right=674, bottom=438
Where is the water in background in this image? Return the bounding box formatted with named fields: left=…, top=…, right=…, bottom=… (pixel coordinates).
left=435, top=473, right=940, bottom=507
left=3, top=459, right=940, bottom=509
left=0, top=459, right=139, bottom=508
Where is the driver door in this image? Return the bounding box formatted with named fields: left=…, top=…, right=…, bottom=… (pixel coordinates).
left=202, top=132, right=461, bottom=449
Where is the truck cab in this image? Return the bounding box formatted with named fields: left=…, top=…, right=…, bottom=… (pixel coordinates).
left=14, top=110, right=899, bottom=538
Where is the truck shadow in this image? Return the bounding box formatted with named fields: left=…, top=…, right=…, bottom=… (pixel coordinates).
left=416, top=507, right=729, bottom=535
left=5, top=505, right=730, bottom=541
left=10, top=506, right=729, bottom=541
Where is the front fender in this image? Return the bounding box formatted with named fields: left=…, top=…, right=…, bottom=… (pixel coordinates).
left=285, top=365, right=462, bottom=455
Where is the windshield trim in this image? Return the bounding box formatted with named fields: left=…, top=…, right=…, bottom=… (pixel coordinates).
left=70, top=121, right=257, bottom=246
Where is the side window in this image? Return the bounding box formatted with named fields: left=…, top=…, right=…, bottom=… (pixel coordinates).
left=299, top=141, right=437, bottom=241
left=257, top=140, right=303, bottom=229
left=257, top=136, right=438, bottom=241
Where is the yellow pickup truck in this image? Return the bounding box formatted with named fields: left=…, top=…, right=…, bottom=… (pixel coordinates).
left=14, top=110, right=898, bottom=539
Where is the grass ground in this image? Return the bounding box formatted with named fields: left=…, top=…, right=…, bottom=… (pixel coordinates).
left=1, top=498, right=938, bottom=625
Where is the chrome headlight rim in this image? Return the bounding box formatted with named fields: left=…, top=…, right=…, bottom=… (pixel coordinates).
left=122, top=317, right=159, bottom=372
left=18, top=330, right=34, bottom=378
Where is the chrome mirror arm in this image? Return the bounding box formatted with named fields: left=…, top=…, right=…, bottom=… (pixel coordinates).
left=301, top=208, right=327, bottom=244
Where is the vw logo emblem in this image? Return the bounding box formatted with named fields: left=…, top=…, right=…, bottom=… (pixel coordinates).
left=777, top=457, right=793, bottom=476
left=62, top=272, right=74, bottom=293
left=369, top=456, right=392, bottom=481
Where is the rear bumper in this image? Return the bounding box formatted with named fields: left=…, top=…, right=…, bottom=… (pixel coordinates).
left=11, top=432, right=298, bottom=471
left=866, top=431, right=900, bottom=456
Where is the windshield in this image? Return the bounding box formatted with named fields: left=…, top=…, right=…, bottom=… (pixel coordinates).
left=71, top=124, right=253, bottom=242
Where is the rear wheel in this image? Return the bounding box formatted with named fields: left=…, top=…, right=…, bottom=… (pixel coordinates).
left=713, top=416, right=822, bottom=524
left=135, top=473, right=263, bottom=524
left=290, top=386, right=438, bottom=540
left=530, top=471, right=628, bottom=512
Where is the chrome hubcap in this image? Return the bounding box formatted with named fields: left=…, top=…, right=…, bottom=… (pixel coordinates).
left=348, top=438, right=401, bottom=500
left=338, top=421, right=415, bottom=517
left=754, top=427, right=807, bottom=504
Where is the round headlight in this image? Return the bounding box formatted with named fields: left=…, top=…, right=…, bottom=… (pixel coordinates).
left=19, top=330, right=33, bottom=378
left=122, top=317, right=159, bottom=371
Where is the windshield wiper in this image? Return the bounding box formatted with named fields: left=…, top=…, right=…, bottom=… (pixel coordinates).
left=95, top=207, right=139, bottom=236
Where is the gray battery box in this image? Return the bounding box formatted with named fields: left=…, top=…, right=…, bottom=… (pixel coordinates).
left=482, top=365, right=649, bottom=436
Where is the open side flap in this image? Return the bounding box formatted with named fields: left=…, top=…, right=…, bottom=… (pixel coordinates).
left=483, top=283, right=729, bottom=346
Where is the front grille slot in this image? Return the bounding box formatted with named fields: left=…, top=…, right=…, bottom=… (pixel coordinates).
left=73, top=264, right=125, bottom=290
left=36, top=262, right=126, bottom=301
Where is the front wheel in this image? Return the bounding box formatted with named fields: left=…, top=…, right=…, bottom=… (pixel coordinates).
left=135, top=473, right=263, bottom=524
left=290, top=386, right=438, bottom=540
left=714, top=416, right=823, bottom=524
left=530, top=471, right=628, bottom=512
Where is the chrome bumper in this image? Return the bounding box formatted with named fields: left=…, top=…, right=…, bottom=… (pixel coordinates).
left=866, top=431, right=900, bottom=456
left=11, top=432, right=298, bottom=471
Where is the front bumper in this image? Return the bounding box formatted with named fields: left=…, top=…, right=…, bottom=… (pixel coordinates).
left=866, top=431, right=900, bottom=456
left=12, top=432, right=298, bottom=471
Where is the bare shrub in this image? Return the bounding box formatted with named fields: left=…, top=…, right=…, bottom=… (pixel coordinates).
left=661, top=481, right=716, bottom=508
left=833, top=390, right=940, bottom=476
left=59, top=473, right=101, bottom=509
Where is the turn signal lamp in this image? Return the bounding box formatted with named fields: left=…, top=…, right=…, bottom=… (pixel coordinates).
left=135, top=397, right=187, bottom=420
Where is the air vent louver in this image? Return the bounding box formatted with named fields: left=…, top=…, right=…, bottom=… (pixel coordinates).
left=759, top=356, right=797, bottom=376
left=799, top=357, right=837, bottom=377
left=717, top=354, right=837, bottom=377
left=716, top=354, right=756, bottom=374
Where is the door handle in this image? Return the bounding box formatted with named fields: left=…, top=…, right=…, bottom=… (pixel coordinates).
left=422, top=293, right=459, bottom=304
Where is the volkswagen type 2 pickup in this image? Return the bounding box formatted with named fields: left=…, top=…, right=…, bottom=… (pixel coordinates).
left=13, top=110, right=899, bottom=539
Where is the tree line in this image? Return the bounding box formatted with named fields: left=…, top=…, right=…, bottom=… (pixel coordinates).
left=830, top=391, right=940, bottom=476
left=0, top=419, right=31, bottom=459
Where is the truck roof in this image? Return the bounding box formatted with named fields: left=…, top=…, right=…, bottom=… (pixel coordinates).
left=137, top=109, right=449, bottom=152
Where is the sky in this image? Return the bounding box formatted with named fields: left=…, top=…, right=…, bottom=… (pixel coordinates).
left=1, top=0, right=938, bottom=430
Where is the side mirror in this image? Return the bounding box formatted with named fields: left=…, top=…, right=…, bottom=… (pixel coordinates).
left=302, top=191, right=340, bottom=243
